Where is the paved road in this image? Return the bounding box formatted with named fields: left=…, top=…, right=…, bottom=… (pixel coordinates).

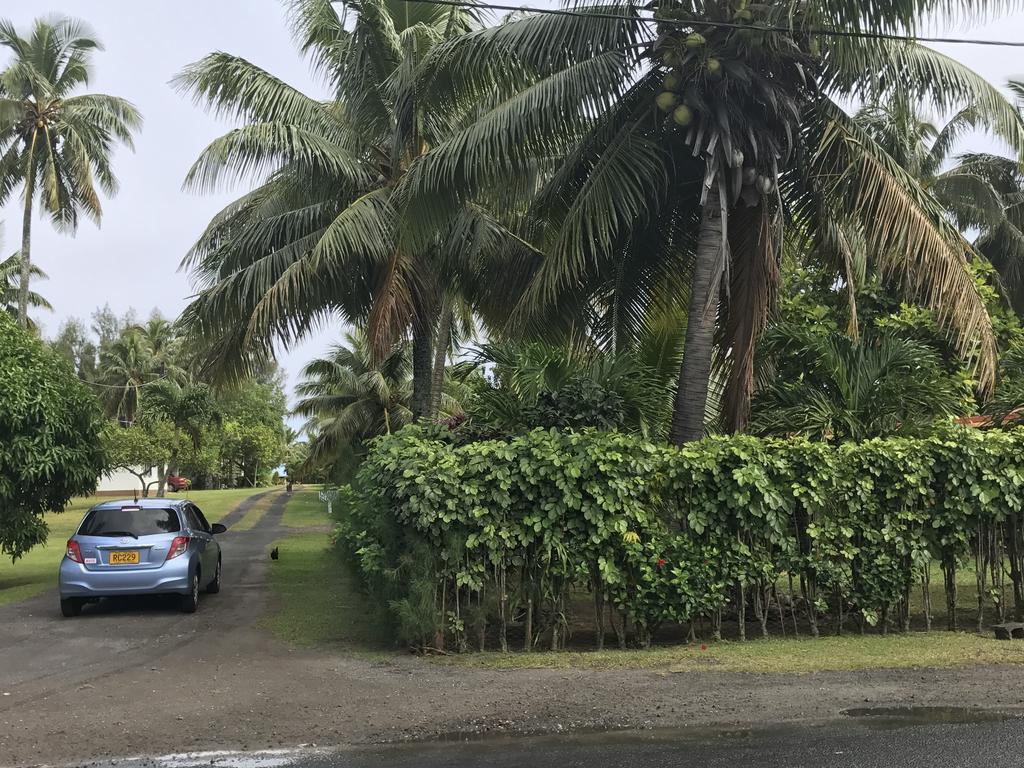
left=80, top=713, right=1024, bottom=768
left=0, top=490, right=285, bottom=702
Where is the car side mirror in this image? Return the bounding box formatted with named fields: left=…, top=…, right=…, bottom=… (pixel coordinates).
left=211, top=523, right=227, bottom=535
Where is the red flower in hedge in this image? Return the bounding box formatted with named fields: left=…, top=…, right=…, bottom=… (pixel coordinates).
left=655, top=558, right=667, bottom=569
left=700, top=644, right=708, bottom=651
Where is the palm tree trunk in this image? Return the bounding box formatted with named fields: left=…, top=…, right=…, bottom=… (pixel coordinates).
left=669, top=185, right=725, bottom=445
left=429, top=305, right=452, bottom=418
left=18, top=143, right=36, bottom=329
left=411, top=322, right=434, bottom=420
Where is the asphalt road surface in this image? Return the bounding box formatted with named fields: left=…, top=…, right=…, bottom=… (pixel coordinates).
left=80, top=713, right=1024, bottom=768
left=0, top=490, right=285, bottom=698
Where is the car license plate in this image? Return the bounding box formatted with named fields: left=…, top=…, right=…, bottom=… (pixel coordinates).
left=109, top=550, right=140, bottom=565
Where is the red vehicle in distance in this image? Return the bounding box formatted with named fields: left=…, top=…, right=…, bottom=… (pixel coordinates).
left=166, top=475, right=191, bottom=492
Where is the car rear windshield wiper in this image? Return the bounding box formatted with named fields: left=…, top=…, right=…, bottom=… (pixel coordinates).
left=94, top=530, right=139, bottom=539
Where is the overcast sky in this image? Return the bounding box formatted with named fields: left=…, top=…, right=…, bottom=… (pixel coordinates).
left=2, top=1, right=1024, bottom=407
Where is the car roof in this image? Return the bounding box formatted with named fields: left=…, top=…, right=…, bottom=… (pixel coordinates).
left=90, top=498, right=188, bottom=511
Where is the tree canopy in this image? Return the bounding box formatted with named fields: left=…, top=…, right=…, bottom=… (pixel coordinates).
left=0, top=312, right=104, bottom=559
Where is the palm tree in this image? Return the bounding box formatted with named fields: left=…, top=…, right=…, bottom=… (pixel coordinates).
left=293, top=329, right=412, bottom=469
left=402, top=0, right=1024, bottom=442
left=132, top=314, right=185, bottom=381
left=857, top=88, right=1024, bottom=322
left=970, top=152, right=1024, bottom=315
left=0, top=16, right=141, bottom=327
left=466, top=334, right=678, bottom=440
left=97, top=328, right=155, bottom=424
left=750, top=325, right=966, bottom=441
left=176, top=0, right=523, bottom=419
left=854, top=96, right=1000, bottom=224
left=0, top=251, right=50, bottom=325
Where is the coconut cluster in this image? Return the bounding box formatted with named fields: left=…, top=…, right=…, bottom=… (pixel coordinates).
left=653, top=1, right=756, bottom=126
left=653, top=0, right=779, bottom=201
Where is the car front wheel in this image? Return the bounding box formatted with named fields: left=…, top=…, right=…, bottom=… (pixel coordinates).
left=60, top=597, right=82, bottom=618
left=180, top=570, right=200, bottom=613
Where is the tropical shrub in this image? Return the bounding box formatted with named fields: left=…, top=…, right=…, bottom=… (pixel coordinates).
left=0, top=314, right=105, bottom=558
left=342, top=425, right=1024, bottom=650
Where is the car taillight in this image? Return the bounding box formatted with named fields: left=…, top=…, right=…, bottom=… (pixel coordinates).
left=166, top=536, right=190, bottom=561
left=66, top=540, right=83, bottom=563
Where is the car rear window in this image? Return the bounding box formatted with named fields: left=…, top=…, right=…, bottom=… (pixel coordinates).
left=78, top=507, right=181, bottom=537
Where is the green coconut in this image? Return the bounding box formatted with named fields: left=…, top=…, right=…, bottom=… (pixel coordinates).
left=707, top=57, right=721, bottom=75
left=673, top=104, right=694, bottom=126
left=685, top=33, right=706, bottom=49
left=663, top=73, right=681, bottom=91
left=656, top=91, right=678, bottom=112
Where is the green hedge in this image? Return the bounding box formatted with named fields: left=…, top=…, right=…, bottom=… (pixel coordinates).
left=341, top=426, right=1024, bottom=651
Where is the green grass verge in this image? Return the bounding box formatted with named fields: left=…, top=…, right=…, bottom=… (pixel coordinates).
left=0, top=487, right=268, bottom=607
left=436, top=633, right=1024, bottom=673
left=279, top=487, right=329, bottom=528
left=264, top=495, right=390, bottom=649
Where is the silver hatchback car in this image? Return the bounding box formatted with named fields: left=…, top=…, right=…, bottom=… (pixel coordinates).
left=58, top=498, right=227, bottom=617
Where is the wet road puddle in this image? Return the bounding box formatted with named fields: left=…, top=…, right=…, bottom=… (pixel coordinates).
left=841, top=706, right=1020, bottom=726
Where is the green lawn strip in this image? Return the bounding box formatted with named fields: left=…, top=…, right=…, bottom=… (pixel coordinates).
left=436, top=633, right=1024, bottom=673
left=264, top=529, right=391, bottom=649
left=0, top=487, right=268, bottom=607
left=229, top=495, right=274, bottom=531
left=279, top=487, right=329, bottom=528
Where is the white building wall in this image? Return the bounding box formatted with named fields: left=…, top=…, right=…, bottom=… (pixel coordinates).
left=96, top=467, right=161, bottom=494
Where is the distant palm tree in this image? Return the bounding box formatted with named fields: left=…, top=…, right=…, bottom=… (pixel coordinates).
left=855, top=95, right=1023, bottom=287
left=858, top=87, right=1024, bottom=320
left=131, top=315, right=185, bottom=381
left=0, top=251, right=50, bottom=326
left=98, top=329, right=155, bottom=425
left=853, top=95, right=1004, bottom=230
left=750, top=325, right=966, bottom=442
left=0, top=15, right=141, bottom=327
left=293, top=329, right=412, bottom=469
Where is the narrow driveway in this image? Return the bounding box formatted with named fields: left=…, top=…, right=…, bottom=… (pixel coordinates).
left=0, top=490, right=286, bottom=699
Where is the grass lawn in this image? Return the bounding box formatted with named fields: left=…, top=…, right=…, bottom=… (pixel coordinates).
left=279, top=486, right=329, bottom=528
left=263, top=531, right=391, bottom=649
left=264, top=490, right=391, bottom=649
left=0, top=487, right=269, bottom=607
left=437, top=633, right=1024, bottom=673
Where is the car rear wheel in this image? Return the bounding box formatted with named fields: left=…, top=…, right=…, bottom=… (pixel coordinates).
left=206, top=557, right=222, bottom=594
left=60, top=597, right=82, bottom=618
left=180, top=570, right=200, bottom=613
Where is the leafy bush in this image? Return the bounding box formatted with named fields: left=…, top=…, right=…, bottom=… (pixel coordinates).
left=0, top=315, right=105, bottom=559
left=343, top=424, right=1024, bottom=650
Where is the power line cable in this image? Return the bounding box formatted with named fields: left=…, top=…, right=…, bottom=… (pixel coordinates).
left=79, top=374, right=175, bottom=390
left=403, top=0, right=1024, bottom=47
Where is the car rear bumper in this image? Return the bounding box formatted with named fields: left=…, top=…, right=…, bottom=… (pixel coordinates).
left=58, top=557, right=192, bottom=598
